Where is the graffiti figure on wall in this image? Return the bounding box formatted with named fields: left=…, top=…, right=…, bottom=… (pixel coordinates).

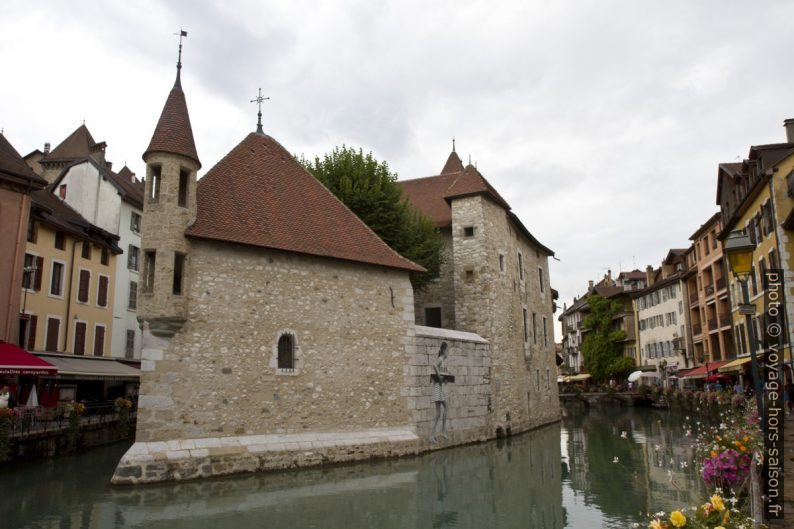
left=430, top=341, right=455, bottom=442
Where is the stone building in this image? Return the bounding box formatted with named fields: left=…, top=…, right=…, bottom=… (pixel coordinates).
left=399, top=150, right=560, bottom=435
left=0, top=133, right=47, bottom=344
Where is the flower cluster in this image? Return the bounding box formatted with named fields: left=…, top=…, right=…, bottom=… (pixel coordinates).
left=646, top=493, right=754, bottom=528
left=114, top=397, right=133, bottom=410
left=701, top=449, right=751, bottom=487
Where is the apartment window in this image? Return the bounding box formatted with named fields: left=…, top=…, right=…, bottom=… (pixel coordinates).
left=125, top=330, right=135, bottom=358
left=424, top=307, right=442, bottom=328
left=178, top=168, right=190, bottom=207
left=74, top=322, right=87, bottom=355
left=58, top=184, right=67, bottom=199
left=128, top=245, right=140, bottom=271
left=532, top=312, right=537, bottom=344
left=22, top=253, right=43, bottom=291
left=518, top=253, right=524, bottom=280
left=54, top=231, right=65, bottom=250
left=143, top=250, right=156, bottom=293
left=93, top=325, right=105, bottom=356
left=523, top=308, right=528, bottom=342
left=128, top=281, right=138, bottom=310
left=81, top=241, right=91, bottom=260
left=173, top=252, right=186, bottom=295
left=463, top=226, right=475, bottom=237
left=45, top=317, right=60, bottom=352
left=499, top=254, right=505, bottom=272
left=50, top=261, right=64, bottom=296
left=538, top=267, right=544, bottom=293
left=711, top=231, right=717, bottom=250
left=101, top=248, right=109, bottom=266
left=149, top=164, right=161, bottom=202
left=130, top=212, right=141, bottom=233
left=97, top=275, right=109, bottom=307
left=77, top=270, right=90, bottom=303
left=27, top=219, right=37, bottom=243
left=769, top=249, right=778, bottom=270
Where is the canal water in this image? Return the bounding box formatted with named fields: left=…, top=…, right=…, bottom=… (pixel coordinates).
left=1, top=405, right=707, bottom=528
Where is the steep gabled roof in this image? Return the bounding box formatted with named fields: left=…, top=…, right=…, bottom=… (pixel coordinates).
left=0, top=133, right=48, bottom=189
left=185, top=132, right=424, bottom=273
left=440, top=150, right=464, bottom=174
left=49, top=158, right=144, bottom=209
left=443, top=164, right=511, bottom=210
left=143, top=82, right=201, bottom=168
left=45, top=124, right=106, bottom=163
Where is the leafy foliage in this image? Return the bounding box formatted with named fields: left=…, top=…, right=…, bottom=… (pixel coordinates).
left=300, top=146, right=444, bottom=289
left=581, top=294, right=630, bottom=381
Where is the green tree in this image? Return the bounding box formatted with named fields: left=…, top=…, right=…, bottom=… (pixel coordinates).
left=581, top=295, right=630, bottom=382
left=300, top=146, right=444, bottom=289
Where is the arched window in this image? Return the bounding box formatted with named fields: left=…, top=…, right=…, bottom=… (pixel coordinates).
left=277, top=334, right=294, bottom=370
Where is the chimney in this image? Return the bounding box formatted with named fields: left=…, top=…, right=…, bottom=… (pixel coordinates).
left=43, top=142, right=50, bottom=154
left=646, top=265, right=655, bottom=287
left=588, top=280, right=594, bottom=290
left=785, top=118, right=794, bottom=144
left=105, top=161, right=113, bottom=171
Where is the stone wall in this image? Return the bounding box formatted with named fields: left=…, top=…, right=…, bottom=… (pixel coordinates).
left=413, top=228, right=456, bottom=328
left=405, top=326, right=491, bottom=444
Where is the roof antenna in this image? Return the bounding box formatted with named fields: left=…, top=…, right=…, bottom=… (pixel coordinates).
left=173, top=28, right=187, bottom=88
left=250, top=88, right=270, bottom=135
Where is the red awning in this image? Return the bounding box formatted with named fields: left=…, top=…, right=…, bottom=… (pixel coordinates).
left=677, top=360, right=730, bottom=379
left=0, top=342, right=58, bottom=375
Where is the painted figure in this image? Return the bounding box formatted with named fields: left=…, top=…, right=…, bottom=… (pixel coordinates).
left=431, top=341, right=451, bottom=442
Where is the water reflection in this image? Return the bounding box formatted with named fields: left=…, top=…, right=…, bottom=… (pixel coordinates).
left=1, top=406, right=706, bottom=528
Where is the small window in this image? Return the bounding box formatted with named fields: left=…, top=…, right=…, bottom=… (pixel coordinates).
left=538, top=267, right=544, bottom=293
left=77, top=270, right=90, bottom=303
left=97, top=275, right=109, bottom=307
left=149, top=165, right=161, bottom=202
left=50, top=262, right=64, bottom=296
left=128, top=245, right=140, bottom=271
left=277, top=334, right=294, bottom=369
left=532, top=312, right=537, bottom=344
left=125, top=330, right=135, bottom=358
left=54, top=231, right=65, bottom=250
left=499, top=254, right=505, bottom=272
left=93, top=326, right=105, bottom=356
left=101, top=248, right=109, bottom=266
left=22, top=253, right=40, bottom=290
left=173, top=252, right=186, bottom=295
left=463, top=226, right=475, bottom=237
left=27, top=219, right=37, bottom=243
left=128, top=281, right=138, bottom=310
left=74, top=322, right=87, bottom=355
left=425, top=307, right=442, bottom=328
left=522, top=308, right=528, bottom=342
left=543, top=316, right=548, bottom=347
left=143, top=250, right=156, bottom=292
left=45, top=317, right=60, bottom=352
left=178, top=168, right=189, bottom=207
left=465, top=269, right=475, bottom=283
left=518, top=253, right=524, bottom=280
left=130, top=212, right=141, bottom=233
left=81, top=242, right=91, bottom=260
left=59, top=184, right=67, bottom=199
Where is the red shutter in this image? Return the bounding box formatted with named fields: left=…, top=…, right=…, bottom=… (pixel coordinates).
left=93, top=326, right=105, bottom=356
left=27, top=315, right=38, bottom=350
left=98, top=276, right=108, bottom=307
left=78, top=270, right=90, bottom=303
left=46, top=318, right=60, bottom=352
left=34, top=256, right=44, bottom=291
left=74, top=322, right=86, bottom=355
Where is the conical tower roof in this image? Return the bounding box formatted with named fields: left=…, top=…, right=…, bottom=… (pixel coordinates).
left=440, top=150, right=464, bottom=174
left=143, top=72, right=201, bottom=168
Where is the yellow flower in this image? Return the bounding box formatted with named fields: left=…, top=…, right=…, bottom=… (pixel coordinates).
left=710, top=495, right=725, bottom=512
left=648, top=519, right=663, bottom=529
left=715, top=526, right=726, bottom=529
left=670, top=510, right=687, bottom=528
left=710, top=450, right=718, bottom=457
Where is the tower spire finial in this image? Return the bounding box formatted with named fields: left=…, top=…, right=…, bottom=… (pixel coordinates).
left=250, top=88, right=270, bottom=134
left=452, top=137, right=456, bottom=153
left=173, top=28, right=187, bottom=88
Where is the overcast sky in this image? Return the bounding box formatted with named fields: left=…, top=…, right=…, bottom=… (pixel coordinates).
left=2, top=1, right=793, bottom=337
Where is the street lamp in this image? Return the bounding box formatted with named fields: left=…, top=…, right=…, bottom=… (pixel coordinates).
left=724, top=230, right=763, bottom=415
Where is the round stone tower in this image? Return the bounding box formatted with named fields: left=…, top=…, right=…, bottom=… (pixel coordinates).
left=138, top=56, right=201, bottom=336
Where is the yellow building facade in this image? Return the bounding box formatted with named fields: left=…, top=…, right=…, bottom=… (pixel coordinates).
left=19, top=190, right=121, bottom=356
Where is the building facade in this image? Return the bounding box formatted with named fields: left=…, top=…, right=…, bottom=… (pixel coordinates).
left=20, top=190, right=121, bottom=356
left=0, top=133, right=47, bottom=344
left=559, top=296, right=586, bottom=374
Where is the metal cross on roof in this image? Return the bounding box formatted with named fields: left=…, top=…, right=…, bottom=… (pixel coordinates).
left=250, top=88, right=270, bottom=134
left=173, top=28, right=188, bottom=88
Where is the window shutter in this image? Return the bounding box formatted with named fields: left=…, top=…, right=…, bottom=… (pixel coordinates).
left=98, top=276, right=108, bottom=307
left=93, top=326, right=105, bottom=356
left=78, top=270, right=90, bottom=302
left=27, top=315, right=38, bottom=350
left=34, top=256, right=44, bottom=291
left=46, top=318, right=59, bottom=351
left=74, top=322, right=86, bottom=355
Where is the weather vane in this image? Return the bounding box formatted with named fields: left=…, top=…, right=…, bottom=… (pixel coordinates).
left=250, top=88, right=270, bottom=134
left=173, top=28, right=187, bottom=86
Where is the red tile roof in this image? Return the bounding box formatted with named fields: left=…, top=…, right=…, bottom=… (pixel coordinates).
left=444, top=164, right=511, bottom=210
left=49, top=158, right=144, bottom=209
left=143, top=84, right=201, bottom=168
left=0, top=133, right=47, bottom=188
left=45, top=124, right=105, bottom=163
left=440, top=151, right=464, bottom=174
left=398, top=172, right=458, bottom=227
left=185, top=132, right=424, bottom=272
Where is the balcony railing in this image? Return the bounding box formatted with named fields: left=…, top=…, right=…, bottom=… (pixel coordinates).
left=693, top=323, right=702, bottom=335
left=704, top=284, right=715, bottom=297
left=689, top=291, right=699, bottom=303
